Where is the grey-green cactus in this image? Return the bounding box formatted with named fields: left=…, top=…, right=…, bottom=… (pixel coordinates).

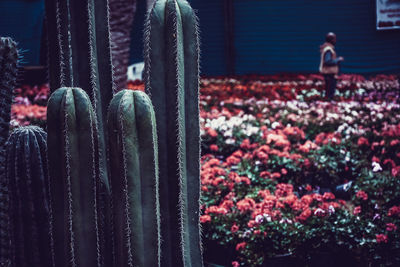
left=0, top=36, right=19, bottom=266
left=144, top=0, right=203, bottom=266
left=5, top=126, right=54, bottom=267
left=44, top=0, right=115, bottom=265
left=107, top=89, right=160, bottom=267
left=44, top=0, right=202, bottom=266
left=47, top=87, right=103, bottom=267
left=44, top=0, right=114, bottom=191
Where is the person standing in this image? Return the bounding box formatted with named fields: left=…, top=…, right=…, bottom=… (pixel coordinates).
left=319, top=32, right=344, bottom=100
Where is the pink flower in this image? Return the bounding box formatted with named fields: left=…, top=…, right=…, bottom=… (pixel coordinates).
left=210, top=144, right=219, bottom=152
left=356, top=190, right=368, bottom=201
left=353, top=206, right=361, bottom=215
left=231, top=223, right=239, bottom=233
left=376, top=234, right=388, bottom=243
left=322, top=192, right=335, bottom=200
left=232, top=261, right=240, bottom=267
left=235, top=242, right=247, bottom=251
left=200, top=215, right=211, bottom=223
left=386, top=223, right=397, bottom=232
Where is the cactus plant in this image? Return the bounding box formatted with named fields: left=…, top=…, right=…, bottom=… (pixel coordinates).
left=44, top=0, right=114, bottom=190
left=144, top=0, right=203, bottom=266
left=5, top=126, right=54, bottom=267
left=0, top=36, right=19, bottom=266
left=44, top=0, right=202, bottom=266
left=44, top=0, right=116, bottom=265
left=47, top=87, right=103, bottom=267
left=107, top=89, right=160, bottom=267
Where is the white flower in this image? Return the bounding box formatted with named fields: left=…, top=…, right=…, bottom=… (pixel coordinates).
left=263, top=214, right=272, bottom=222
left=255, top=214, right=264, bottom=224
left=271, top=121, right=280, bottom=129
left=225, top=138, right=236, bottom=145
left=328, top=205, right=335, bottom=215
left=372, top=162, right=382, bottom=172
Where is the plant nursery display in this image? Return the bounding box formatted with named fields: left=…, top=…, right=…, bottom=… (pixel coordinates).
left=1, top=0, right=400, bottom=266
left=10, top=73, right=400, bottom=266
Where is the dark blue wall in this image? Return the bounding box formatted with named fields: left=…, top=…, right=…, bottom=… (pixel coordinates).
left=0, top=0, right=44, bottom=66
left=190, top=0, right=400, bottom=75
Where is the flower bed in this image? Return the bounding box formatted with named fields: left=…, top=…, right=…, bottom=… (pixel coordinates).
left=11, top=74, right=400, bottom=266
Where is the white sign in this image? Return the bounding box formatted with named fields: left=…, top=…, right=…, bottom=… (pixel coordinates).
left=376, top=0, right=400, bottom=30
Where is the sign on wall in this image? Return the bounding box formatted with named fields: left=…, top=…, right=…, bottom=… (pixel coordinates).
left=376, top=0, right=400, bottom=30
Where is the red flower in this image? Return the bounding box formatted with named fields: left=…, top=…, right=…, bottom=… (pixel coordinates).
left=226, top=155, right=241, bottom=166
left=235, top=242, right=247, bottom=251
left=200, top=215, right=211, bottom=223
left=392, top=166, right=400, bottom=177
left=386, top=223, right=397, bottom=232
left=236, top=198, right=256, bottom=213
left=271, top=172, right=281, bottom=179
left=322, top=192, right=335, bottom=200
left=305, top=185, right=312, bottom=191
left=388, top=206, right=400, bottom=217
left=353, top=206, right=362, bottom=215
left=372, top=156, right=380, bottom=163
left=356, top=190, right=368, bottom=201
left=260, top=171, right=271, bottom=179
left=247, top=220, right=256, bottom=228
left=376, top=234, right=388, bottom=243
left=210, top=144, right=219, bottom=152
left=206, top=128, right=218, bottom=138
left=231, top=223, right=239, bottom=233
left=297, top=208, right=312, bottom=222
left=281, top=168, right=288, bottom=175
left=357, top=137, right=370, bottom=146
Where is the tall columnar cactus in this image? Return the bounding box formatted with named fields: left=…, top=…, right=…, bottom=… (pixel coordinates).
left=44, top=0, right=115, bottom=265
left=144, top=0, right=203, bottom=266
left=0, top=37, right=19, bottom=266
left=44, top=0, right=114, bottom=190
left=107, top=90, right=160, bottom=267
left=47, top=87, right=103, bottom=267
left=5, top=126, right=54, bottom=267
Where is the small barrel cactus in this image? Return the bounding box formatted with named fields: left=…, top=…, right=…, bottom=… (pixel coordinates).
left=0, top=36, right=19, bottom=266
left=47, top=87, right=103, bottom=267
left=144, top=0, right=203, bottom=266
left=107, top=89, right=160, bottom=267
left=5, top=126, right=54, bottom=267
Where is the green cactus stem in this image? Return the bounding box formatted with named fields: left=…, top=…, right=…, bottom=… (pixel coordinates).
left=5, top=126, right=54, bottom=267
left=108, top=89, right=160, bottom=267
left=44, top=0, right=114, bottom=192
left=144, top=0, right=203, bottom=266
left=0, top=36, right=19, bottom=266
left=47, top=87, right=103, bottom=267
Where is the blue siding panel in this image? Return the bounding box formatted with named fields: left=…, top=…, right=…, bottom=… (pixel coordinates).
left=233, top=0, right=400, bottom=74
left=189, top=0, right=226, bottom=76
left=0, top=0, right=44, bottom=66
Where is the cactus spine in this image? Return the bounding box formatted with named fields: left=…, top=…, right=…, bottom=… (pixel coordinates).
left=47, top=87, right=102, bottom=267
left=108, top=90, right=160, bottom=267
left=144, top=0, right=203, bottom=266
left=5, top=126, right=54, bottom=267
left=0, top=37, right=19, bottom=266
